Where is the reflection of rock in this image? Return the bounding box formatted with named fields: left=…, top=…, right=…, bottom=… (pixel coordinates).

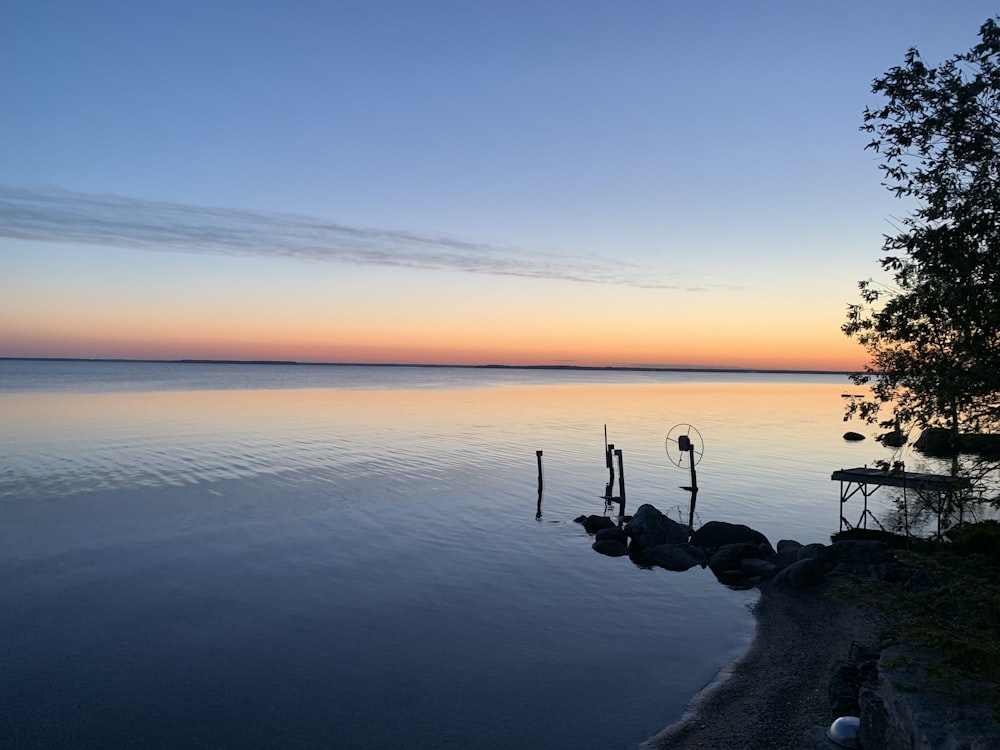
left=880, top=430, right=906, bottom=447
left=574, top=514, right=616, bottom=534
left=594, top=526, right=628, bottom=544
left=644, top=543, right=704, bottom=571
left=739, top=557, right=778, bottom=579
left=625, top=503, right=691, bottom=551
left=592, top=539, right=629, bottom=557
left=708, top=542, right=767, bottom=575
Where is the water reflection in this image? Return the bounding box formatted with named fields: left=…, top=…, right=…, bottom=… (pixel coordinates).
left=1, top=368, right=893, bottom=749
left=2, top=377, right=895, bottom=543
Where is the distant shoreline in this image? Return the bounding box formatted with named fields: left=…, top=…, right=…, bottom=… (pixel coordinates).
left=0, top=356, right=853, bottom=376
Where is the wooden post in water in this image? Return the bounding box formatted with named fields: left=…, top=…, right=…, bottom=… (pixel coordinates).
left=614, top=448, right=626, bottom=514
left=687, top=460, right=698, bottom=529
left=536, top=450, right=543, bottom=519
left=605, top=427, right=616, bottom=501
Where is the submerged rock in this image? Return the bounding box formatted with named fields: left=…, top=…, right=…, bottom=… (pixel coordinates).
left=575, top=514, right=616, bottom=534
left=644, top=543, right=704, bottom=571
left=592, top=539, right=629, bottom=557
left=594, top=526, right=627, bottom=544
left=740, top=557, right=778, bottom=579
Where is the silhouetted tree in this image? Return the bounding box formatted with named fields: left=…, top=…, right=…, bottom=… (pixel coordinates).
left=844, top=18, right=1000, bottom=490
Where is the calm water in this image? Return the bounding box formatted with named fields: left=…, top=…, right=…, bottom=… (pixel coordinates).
left=0, top=361, right=888, bottom=749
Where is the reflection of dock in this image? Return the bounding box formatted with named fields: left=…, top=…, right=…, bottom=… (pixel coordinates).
left=831, top=466, right=971, bottom=532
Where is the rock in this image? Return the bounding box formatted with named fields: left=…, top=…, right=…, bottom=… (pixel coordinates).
left=770, top=548, right=801, bottom=570
left=625, top=504, right=691, bottom=550
left=859, top=644, right=1000, bottom=750
left=773, top=558, right=825, bottom=588
left=594, top=526, right=627, bottom=544
left=829, top=540, right=892, bottom=564
left=708, top=542, right=766, bottom=574
left=777, top=539, right=804, bottom=553
left=797, top=542, right=830, bottom=564
left=644, top=543, right=704, bottom=571
left=740, top=557, right=778, bottom=578
left=909, top=427, right=1000, bottom=457
left=576, top=515, right=616, bottom=534
left=913, top=427, right=955, bottom=456
left=690, top=520, right=773, bottom=552
left=592, top=539, right=628, bottom=557
left=843, top=431, right=866, bottom=441
left=880, top=430, right=906, bottom=447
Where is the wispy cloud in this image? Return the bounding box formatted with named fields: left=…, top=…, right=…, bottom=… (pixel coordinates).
left=0, top=184, right=705, bottom=290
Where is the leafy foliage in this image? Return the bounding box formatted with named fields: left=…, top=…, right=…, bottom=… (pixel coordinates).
left=844, top=18, right=1000, bottom=460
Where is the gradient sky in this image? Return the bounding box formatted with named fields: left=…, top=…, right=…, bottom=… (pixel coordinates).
left=2, top=1, right=996, bottom=370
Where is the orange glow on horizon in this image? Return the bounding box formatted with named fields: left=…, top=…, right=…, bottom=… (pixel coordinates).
left=0, top=327, right=868, bottom=372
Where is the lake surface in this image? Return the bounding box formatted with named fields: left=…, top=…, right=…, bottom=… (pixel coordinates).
left=0, top=360, right=890, bottom=748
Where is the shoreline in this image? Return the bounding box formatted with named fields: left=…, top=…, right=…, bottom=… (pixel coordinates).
left=0, top=356, right=853, bottom=376
left=641, top=577, right=877, bottom=750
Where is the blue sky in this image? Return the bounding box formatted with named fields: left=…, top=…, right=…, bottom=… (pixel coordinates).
left=2, top=1, right=997, bottom=368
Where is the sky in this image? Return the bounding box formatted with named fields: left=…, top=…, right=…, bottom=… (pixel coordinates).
left=2, top=1, right=997, bottom=371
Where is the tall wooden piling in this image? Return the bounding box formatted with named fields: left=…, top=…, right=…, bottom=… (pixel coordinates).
left=614, top=448, right=626, bottom=513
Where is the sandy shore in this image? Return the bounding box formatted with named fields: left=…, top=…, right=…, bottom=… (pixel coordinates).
left=642, top=577, right=878, bottom=750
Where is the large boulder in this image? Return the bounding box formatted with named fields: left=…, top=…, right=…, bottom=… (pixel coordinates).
left=644, top=543, right=704, bottom=572
left=690, top=520, right=773, bottom=553
left=797, top=542, right=831, bottom=564
left=773, top=558, right=825, bottom=588
left=626, top=504, right=691, bottom=550
left=777, top=539, right=804, bottom=553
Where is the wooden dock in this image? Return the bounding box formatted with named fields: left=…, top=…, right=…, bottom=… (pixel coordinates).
left=831, top=466, right=970, bottom=532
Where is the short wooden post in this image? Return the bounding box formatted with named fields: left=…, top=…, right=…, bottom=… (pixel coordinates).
left=536, top=450, right=543, bottom=519
left=688, top=457, right=698, bottom=528
left=606, top=443, right=615, bottom=499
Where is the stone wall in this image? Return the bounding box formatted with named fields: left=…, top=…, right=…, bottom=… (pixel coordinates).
left=858, top=645, right=1000, bottom=750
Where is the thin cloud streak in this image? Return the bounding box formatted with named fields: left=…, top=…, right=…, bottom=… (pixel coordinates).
left=0, top=185, right=708, bottom=290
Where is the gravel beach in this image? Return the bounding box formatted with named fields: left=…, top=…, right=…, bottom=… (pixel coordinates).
left=642, top=577, right=878, bottom=750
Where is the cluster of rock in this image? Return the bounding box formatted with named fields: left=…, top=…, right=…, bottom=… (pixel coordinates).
left=578, top=504, right=1000, bottom=748
left=575, top=503, right=895, bottom=589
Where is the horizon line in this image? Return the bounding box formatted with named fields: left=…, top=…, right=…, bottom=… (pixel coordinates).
left=0, top=356, right=856, bottom=376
